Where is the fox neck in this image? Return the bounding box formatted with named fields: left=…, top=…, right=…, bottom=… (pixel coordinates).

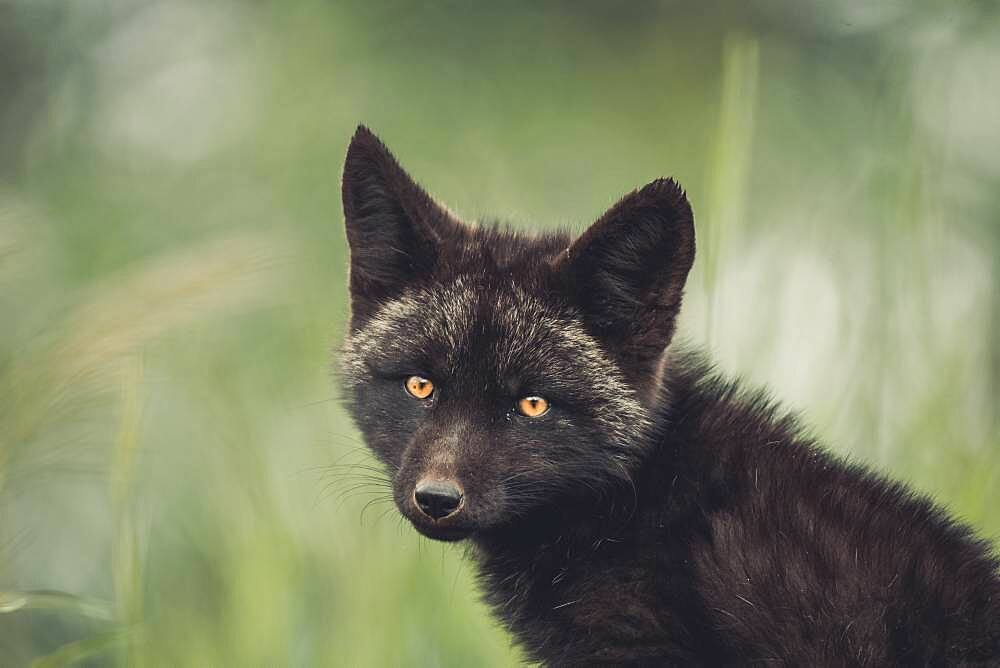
left=470, top=479, right=647, bottom=624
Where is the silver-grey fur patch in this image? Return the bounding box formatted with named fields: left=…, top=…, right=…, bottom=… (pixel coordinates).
left=341, top=278, right=651, bottom=449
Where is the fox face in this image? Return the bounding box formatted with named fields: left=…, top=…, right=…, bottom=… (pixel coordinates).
left=339, top=126, right=695, bottom=541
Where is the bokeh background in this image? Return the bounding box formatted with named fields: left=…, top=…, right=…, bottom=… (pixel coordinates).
left=1, top=1, right=997, bottom=665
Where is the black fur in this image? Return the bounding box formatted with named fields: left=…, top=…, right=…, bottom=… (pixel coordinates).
left=338, top=125, right=1000, bottom=665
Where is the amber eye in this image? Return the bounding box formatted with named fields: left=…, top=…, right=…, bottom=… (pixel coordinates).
left=517, top=396, right=549, bottom=418
left=404, top=376, right=434, bottom=399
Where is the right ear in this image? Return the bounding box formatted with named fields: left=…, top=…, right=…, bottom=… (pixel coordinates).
left=342, top=125, right=464, bottom=328
left=552, top=178, right=695, bottom=383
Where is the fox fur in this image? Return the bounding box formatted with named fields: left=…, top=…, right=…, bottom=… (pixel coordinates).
left=338, top=125, right=1000, bottom=665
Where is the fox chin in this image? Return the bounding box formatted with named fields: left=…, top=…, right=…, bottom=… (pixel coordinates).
left=336, top=125, right=1000, bottom=665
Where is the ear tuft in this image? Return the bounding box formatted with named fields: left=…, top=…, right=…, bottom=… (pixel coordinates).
left=556, top=177, right=695, bottom=374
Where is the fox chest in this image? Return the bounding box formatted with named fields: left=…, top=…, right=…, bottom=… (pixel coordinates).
left=476, top=545, right=696, bottom=663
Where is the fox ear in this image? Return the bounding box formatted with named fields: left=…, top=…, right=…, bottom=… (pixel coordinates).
left=556, top=178, right=695, bottom=373
left=342, top=125, right=464, bottom=327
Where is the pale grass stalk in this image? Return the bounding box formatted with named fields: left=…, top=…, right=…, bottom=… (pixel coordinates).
left=702, top=32, right=759, bottom=347
left=112, top=353, right=144, bottom=664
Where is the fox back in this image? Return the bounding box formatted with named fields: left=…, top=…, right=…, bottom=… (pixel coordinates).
left=338, top=126, right=1000, bottom=665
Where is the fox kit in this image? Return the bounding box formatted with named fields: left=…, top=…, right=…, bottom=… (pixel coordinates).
left=338, top=126, right=1000, bottom=665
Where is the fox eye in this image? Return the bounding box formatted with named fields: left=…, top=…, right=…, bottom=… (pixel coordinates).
left=405, top=376, right=434, bottom=399
left=517, top=396, right=549, bottom=418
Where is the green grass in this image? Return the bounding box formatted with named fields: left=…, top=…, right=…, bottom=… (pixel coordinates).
left=1, top=2, right=997, bottom=665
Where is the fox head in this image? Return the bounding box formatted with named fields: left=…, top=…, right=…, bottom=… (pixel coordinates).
left=339, top=126, right=695, bottom=541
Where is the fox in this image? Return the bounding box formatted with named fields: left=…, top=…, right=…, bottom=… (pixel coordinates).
left=337, top=125, right=1000, bottom=665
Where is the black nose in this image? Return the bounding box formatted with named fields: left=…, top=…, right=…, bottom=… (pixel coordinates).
left=414, top=480, right=464, bottom=520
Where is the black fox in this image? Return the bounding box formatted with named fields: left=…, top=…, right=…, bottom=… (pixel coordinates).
left=338, top=125, right=1000, bottom=665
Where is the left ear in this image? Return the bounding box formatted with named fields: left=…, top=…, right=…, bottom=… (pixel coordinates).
left=341, top=125, right=466, bottom=329
left=554, top=178, right=695, bottom=375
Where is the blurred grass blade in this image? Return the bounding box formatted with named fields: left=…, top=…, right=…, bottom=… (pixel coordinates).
left=56, top=233, right=287, bottom=386
left=702, top=31, right=759, bottom=345
left=31, top=630, right=130, bottom=668
left=0, top=590, right=113, bottom=621
left=112, top=353, right=144, bottom=662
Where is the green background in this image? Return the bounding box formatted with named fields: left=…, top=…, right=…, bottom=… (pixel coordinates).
left=1, top=1, right=997, bottom=665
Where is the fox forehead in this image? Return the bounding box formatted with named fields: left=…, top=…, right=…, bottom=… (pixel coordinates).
left=343, top=276, right=590, bottom=378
